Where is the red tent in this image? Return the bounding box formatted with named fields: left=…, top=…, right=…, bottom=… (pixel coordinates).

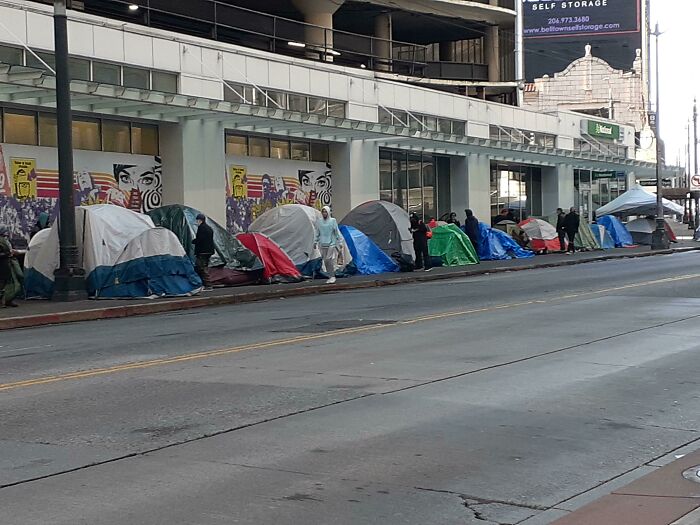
left=236, top=233, right=303, bottom=284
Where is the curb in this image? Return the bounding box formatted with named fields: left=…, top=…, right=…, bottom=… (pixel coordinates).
left=2, top=246, right=699, bottom=331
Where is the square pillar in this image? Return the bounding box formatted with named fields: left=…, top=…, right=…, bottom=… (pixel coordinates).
left=542, top=164, right=575, bottom=217
left=160, top=119, right=226, bottom=226
left=451, top=153, right=491, bottom=223
left=329, top=140, right=379, bottom=220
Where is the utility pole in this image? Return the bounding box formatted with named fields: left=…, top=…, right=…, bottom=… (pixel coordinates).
left=650, top=22, right=668, bottom=250
left=52, top=0, right=86, bottom=300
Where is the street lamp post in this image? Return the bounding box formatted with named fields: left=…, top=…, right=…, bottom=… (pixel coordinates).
left=650, top=22, right=669, bottom=250
left=52, top=0, right=86, bottom=301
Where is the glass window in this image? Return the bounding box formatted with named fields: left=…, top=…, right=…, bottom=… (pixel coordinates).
left=38, top=113, right=57, bottom=147
left=26, top=51, right=55, bottom=74
left=249, top=137, right=270, bottom=157
left=436, top=156, right=451, bottom=218
left=424, top=116, right=437, bottom=132
left=422, top=155, right=436, bottom=221
left=102, top=120, right=131, bottom=153
left=379, top=150, right=392, bottom=203
left=452, top=121, right=466, bottom=136
left=93, top=61, right=121, bottom=85
left=72, top=118, right=101, bottom=151
left=378, top=107, right=392, bottom=125
left=409, top=114, right=423, bottom=132
left=266, top=90, right=286, bottom=109
left=393, top=110, right=408, bottom=127
left=490, top=125, right=501, bottom=141
left=132, top=123, right=159, bottom=155
left=224, top=82, right=246, bottom=104
left=226, top=134, right=248, bottom=156
left=4, top=110, right=37, bottom=145
left=152, top=71, right=178, bottom=93
left=0, top=45, right=23, bottom=66
left=438, top=119, right=452, bottom=134
left=408, top=153, right=422, bottom=216
left=123, top=66, right=150, bottom=89
left=308, top=97, right=327, bottom=115
left=288, top=94, right=308, bottom=113
left=392, top=152, right=407, bottom=210
left=270, top=139, right=290, bottom=159
left=327, top=100, right=345, bottom=118
left=310, top=142, right=329, bottom=163
left=291, top=141, right=310, bottom=161
left=69, top=57, right=91, bottom=81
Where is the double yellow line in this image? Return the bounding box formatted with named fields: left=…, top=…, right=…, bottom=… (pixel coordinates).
left=2, top=272, right=699, bottom=393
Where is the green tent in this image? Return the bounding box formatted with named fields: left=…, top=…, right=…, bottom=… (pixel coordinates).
left=574, top=222, right=602, bottom=251
left=429, top=224, right=479, bottom=266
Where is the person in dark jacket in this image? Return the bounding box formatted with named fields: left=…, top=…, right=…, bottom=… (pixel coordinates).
left=563, top=207, right=580, bottom=253
left=192, top=214, right=215, bottom=289
left=0, top=227, right=17, bottom=307
left=446, top=212, right=461, bottom=228
left=555, top=208, right=567, bottom=251
left=410, top=213, right=431, bottom=271
left=464, top=209, right=480, bottom=250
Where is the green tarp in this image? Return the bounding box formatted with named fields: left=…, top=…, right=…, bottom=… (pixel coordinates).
left=429, top=224, right=479, bottom=266
left=574, top=222, right=602, bottom=251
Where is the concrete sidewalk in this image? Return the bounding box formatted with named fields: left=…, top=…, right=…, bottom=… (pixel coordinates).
left=2, top=242, right=699, bottom=331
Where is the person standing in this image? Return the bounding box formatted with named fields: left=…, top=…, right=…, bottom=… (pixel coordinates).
left=0, top=227, right=18, bottom=308
left=446, top=212, right=461, bottom=228
left=463, top=209, right=480, bottom=250
left=563, top=207, right=580, bottom=253
left=315, top=206, right=343, bottom=284
left=556, top=207, right=567, bottom=252
left=192, top=213, right=215, bottom=290
left=410, top=213, right=431, bottom=271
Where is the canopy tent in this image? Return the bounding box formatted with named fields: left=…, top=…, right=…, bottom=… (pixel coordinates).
left=148, top=204, right=262, bottom=286
left=589, top=224, right=616, bottom=250
left=339, top=225, right=400, bottom=275
left=518, top=218, right=560, bottom=252
left=25, top=205, right=201, bottom=299
left=595, top=184, right=684, bottom=217
left=574, top=222, right=602, bottom=251
left=236, top=233, right=302, bottom=284
left=626, top=218, right=678, bottom=245
left=250, top=204, right=352, bottom=277
left=341, top=201, right=415, bottom=260
left=428, top=224, right=479, bottom=267
left=477, top=223, right=534, bottom=261
left=596, top=215, right=634, bottom=247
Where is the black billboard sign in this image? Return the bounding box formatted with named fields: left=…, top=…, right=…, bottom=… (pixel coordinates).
left=523, top=0, right=641, bottom=39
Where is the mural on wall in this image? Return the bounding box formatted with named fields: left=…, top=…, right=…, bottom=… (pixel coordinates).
left=0, top=144, right=162, bottom=241
left=225, top=156, right=332, bottom=233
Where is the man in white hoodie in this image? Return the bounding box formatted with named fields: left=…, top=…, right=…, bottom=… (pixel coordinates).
left=315, top=206, right=343, bottom=284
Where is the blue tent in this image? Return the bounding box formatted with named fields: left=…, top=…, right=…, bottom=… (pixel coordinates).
left=340, top=225, right=399, bottom=275
left=596, top=216, right=634, bottom=247
left=589, top=224, right=615, bottom=250
left=477, top=222, right=535, bottom=261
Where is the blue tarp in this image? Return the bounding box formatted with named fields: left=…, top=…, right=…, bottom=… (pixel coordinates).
left=590, top=224, right=615, bottom=250
left=477, top=222, right=535, bottom=261
left=340, top=225, right=400, bottom=275
left=597, top=216, right=634, bottom=247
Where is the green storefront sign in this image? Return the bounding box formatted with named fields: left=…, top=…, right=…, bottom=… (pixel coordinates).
left=587, top=120, right=620, bottom=140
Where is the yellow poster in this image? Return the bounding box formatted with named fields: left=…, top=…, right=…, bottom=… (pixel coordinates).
left=230, top=165, right=247, bottom=199
left=11, top=158, right=37, bottom=199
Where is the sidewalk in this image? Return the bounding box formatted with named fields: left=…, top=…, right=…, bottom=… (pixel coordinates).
left=2, top=242, right=699, bottom=331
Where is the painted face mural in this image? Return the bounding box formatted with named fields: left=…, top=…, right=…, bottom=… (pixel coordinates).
left=298, top=169, right=332, bottom=208
left=113, top=157, right=162, bottom=212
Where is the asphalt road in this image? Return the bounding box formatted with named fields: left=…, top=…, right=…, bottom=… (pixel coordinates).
left=2, top=253, right=700, bottom=524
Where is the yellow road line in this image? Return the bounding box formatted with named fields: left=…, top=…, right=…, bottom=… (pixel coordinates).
left=2, top=272, right=700, bottom=393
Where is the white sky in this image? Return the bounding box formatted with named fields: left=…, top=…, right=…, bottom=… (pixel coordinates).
left=653, top=0, right=695, bottom=167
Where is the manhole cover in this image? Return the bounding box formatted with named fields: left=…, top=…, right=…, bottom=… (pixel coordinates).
left=272, top=319, right=396, bottom=333
left=682, top=466, right=700, bottom=484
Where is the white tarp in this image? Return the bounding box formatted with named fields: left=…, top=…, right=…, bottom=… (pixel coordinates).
left=595, top=185, right=684, bottom=217
left=249, top=204, right=351, bottom=269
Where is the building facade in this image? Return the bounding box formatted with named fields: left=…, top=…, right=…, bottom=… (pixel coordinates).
left=0, top=0, right=658, bottom=240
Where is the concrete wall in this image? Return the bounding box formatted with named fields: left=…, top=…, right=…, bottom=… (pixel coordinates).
left=450, top=154, right=491, bottom=223
left=330, top=140, right=379, bottom=220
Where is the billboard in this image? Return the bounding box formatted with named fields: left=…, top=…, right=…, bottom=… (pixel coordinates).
left=523, top=0, right=643, bottom=80
left=523, top=0, right=641, bottom=39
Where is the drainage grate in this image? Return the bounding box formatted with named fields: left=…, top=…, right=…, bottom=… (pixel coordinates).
left=682, top=466, right=700, bottom=484
left=272, top=319, right=396, bottom=333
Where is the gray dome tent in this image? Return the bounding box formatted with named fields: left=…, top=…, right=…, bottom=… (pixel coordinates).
left=341, top=201, right=415, bottom=260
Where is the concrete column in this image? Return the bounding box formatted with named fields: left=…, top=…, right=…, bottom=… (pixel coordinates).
left=292, top=0, right=344, bottom=59
left=541, top=164, right=575, bottom=217
left=451, top=154, right=491, bottom=222
left=374, top=12, right=392, bottom=71
left=329, top=140, right=380, bottom=220
left=484, top=25, right=501, bottom=82
left=160, top=119, right=227, bottom=226
left=439, top=41, right=455, bottom=62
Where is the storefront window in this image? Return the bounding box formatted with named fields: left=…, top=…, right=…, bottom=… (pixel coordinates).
left=422, top=156, right=436, bottom=220
left=38, top=113, right=57, bottom=147
left=3, top=110, right=37, bottom=145
left=408, top=154, right=423, bottom=216
left=270, top=139, right=290, bottom=160
left=72, top=118, right=101, bottom=151
left=310, top=142, right=329, bottom=163
left=103, top=120, right=131, bottom=153
left=379, top=151, right=392, bottom=203
left=132, top=123, right=159, bottom=155
left=490, top=162, right=542, bottom=222
left=226, top=134, right=248, bottom=156
left=249, top=137, right=270, bottom=158
left=291, top=141, right=310, bottom=161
